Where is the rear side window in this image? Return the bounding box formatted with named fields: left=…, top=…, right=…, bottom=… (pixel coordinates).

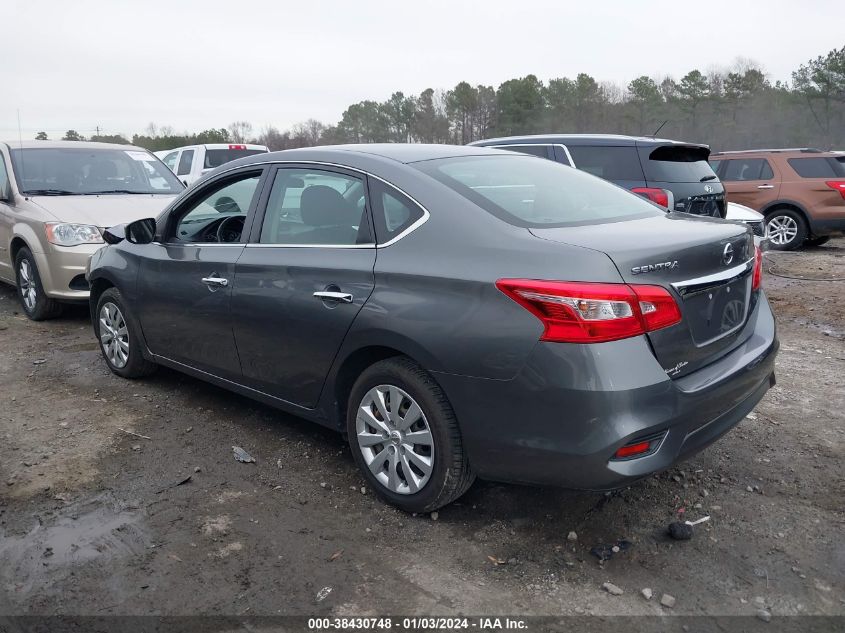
left=787, top=157, right=845, bottom=178
left=566, top=145, right=644, bottom=181
left=492, top=144, right=553, bottom=160
left=708, top=159, right=722, bottom=174
left=722, top=158, right=774, bottom=181
left=369, top=179, right=425, bottom=244
left=415, top=155, right=661, bottom=228
left=177, top=150, right=194, bottom=176
left=643, top=145, right=717, bottom=183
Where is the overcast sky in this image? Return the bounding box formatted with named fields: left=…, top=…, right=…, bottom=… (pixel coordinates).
left=2, top=0, right=842, bottom=140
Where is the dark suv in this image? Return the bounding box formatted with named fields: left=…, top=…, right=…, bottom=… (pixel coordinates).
left=470, top=134, right=726, bottom=218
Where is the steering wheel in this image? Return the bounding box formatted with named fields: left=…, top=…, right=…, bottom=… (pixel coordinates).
left=216, top=215, right=244, bottom=243
left=214, top=196, right=241, bottom=214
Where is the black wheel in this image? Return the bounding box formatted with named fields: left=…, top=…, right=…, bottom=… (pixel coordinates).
left=14, top=247, right=62, bottom=321
left=94, top=287, right=157, bottom=378
left=765, top=209, right=807, bottom=251
left=346, top=357, right=474, bottom=512
left=805, top=236, right=830, bottom=248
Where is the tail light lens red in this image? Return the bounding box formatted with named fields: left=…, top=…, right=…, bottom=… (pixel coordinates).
left=631, top=187, right=671, bottom=209
left=825, top=180, right=845, bottom=200
left=496, top=279, right=682, bottom=343
left=752, top=244, right=763, bottom=291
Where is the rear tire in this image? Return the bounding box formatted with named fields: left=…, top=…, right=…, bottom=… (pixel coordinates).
left=346, top=357, right=474, bottom=513
left=15, top=247, right=63, bottom=321
left=765, top=209, right=807, bottom=251
left=805, top=236, right=830, bottom=248
left=94, top=287, right=157, bottom=379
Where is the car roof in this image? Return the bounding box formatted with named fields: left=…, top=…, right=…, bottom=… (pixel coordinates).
left=233, top=143, right=510, bottom=167
left=470, top=134, right=708, bottom=149
left=710, top=148, right=839, bottom=158
left=1, top=140, right=144, bottom=151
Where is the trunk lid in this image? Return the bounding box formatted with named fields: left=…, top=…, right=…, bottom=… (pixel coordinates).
left=530, top=213, right=756, bottom=378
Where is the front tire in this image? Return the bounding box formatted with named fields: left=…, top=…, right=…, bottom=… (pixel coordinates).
left=346, top=357, right=474, bottom=512
left=765, top=209, right=807, bottom=251
left=95, top=288, right=157, bottom=378
left=15, top=247, right=63, bottom=321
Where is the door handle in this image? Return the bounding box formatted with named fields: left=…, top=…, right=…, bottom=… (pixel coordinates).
left=201, top=276, right=229, bottom=288
left=757, top=184, right=774, bottom=189
left=313, top=291, right=353, bottom=303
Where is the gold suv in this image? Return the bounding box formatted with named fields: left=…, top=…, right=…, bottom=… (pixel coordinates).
left=0, top=141, right=183, bottom=319
left=709, top=148, right=845, bottom=250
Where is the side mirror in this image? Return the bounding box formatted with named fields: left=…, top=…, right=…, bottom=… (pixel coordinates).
left=103, top=224, right=126, bottom=244
left=126, top=218, right=156, bottom=244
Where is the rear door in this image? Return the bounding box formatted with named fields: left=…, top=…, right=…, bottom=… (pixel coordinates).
left=136, top=167, right=268, bottom=380
left=231, top=165, right=376, bottom=408
left=719, top=157, right=780, bottom=210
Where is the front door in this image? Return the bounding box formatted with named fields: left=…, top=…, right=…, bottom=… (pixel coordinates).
left=720, top=157, right=780, bottom=210
left=231, top=165, right=376, bottom=408
left=136, top=168, right=267, bottom=380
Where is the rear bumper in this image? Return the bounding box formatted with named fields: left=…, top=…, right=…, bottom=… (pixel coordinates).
left=434, top=292, right=778, bottom=489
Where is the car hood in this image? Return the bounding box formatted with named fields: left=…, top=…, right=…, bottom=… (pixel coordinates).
left=725, top=202, right=763, bottom=221
left=30, top=194, right=176, bottom=228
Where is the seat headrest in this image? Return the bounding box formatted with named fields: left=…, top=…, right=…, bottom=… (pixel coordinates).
left=300, top=185, right=353, bottom=227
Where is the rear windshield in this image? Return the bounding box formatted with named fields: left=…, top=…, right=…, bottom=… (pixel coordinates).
left=10, top=147, right=184, bottom=195
left=204, top=149, right=267, bottom=169
left=566, top=145, right=644, bottom=181
left=643, top=145, right=717, bottom=183
left=787, top=157, right=845, bottom=178
left=415, top=155, right=662, bottom=228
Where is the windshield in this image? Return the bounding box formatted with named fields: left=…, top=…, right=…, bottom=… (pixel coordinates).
left=643, top=145, right=717, bottom=183
left=204, top=148, right=267, bottom=169
left=10, top=147, right=184, bottom=195
left=416, top=155, right=662, bottom=227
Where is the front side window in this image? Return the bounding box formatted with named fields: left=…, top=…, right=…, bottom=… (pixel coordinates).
left=162, top=151, right=179, bottom=171
left=494, top=145, right=552, bottom=159
left=369, top=180, right=425, bottom=243
left=9, top=148, right=183, bottom=195
left=566, top=145, right=644, bottom=181
left=416, top=154, right=661, bottom=228
left=177, top=150, right=194, bottom=176
left=788, top=157, right=845, bottom=178
left=172, top=173, right=262, bottom=243
left=0, top=153, right=10, bottom=199
left=722, top=158, right=772, bottom=181
left=258, top=168, right=371, bottom=246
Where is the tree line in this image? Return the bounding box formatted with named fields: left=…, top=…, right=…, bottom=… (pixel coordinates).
left=39, top=45, right=845, bottom=152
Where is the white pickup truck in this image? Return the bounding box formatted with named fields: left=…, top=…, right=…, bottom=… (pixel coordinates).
left=155, top=143, right=268, bottom=186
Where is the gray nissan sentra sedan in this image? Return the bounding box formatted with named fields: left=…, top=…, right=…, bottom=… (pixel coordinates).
left=86, top=144, right=778, bottom=512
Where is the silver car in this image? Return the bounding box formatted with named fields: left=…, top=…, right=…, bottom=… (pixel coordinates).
left=0, top=141, right=183, bottom=319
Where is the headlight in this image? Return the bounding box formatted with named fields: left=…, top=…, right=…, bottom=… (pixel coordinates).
left=45, top=223, right=104, bottom=246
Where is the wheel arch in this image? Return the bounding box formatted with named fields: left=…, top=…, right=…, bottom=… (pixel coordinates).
left=760, top=199, right=811, bottom=227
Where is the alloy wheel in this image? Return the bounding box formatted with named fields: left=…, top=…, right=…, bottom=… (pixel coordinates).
left=356, top=385, right=434, bottom=495
left=99, top=302, right=130, bottom=369
left=766, top=215, right=798, bottom=246
left=19, top=259, right=37, bottom=312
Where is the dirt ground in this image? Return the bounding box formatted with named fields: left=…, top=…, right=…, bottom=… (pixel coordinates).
left=0, top=239, right=843, bottom=621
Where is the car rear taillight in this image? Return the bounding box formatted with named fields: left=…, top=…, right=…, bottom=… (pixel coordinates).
left=631, top=187, right=672, bottom=210
left=825, top=180, right=845, bottom=200
left=752, top=245, right=763, bottom=291
left=496, top=280, right=682, bottom=343
left=229, top=144, right=247, bottom=150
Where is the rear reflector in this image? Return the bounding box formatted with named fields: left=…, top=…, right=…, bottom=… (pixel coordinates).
left=229, top=144, right=247, bottom=150
left=752, top=245, right=763, bottom=291
left=825, top=180, right=845, bottom=200
left=614, top=441, right=652, bottom=459
left=496, top=279, right=682, bottom=343
left=631, top=187, right=671, bottom=209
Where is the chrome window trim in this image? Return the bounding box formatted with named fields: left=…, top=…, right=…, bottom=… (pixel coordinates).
left=486, top=143, right=576, bottom=167
left=671, top=258, right=754, bottom=297
left=172, top=159, right=431, bottom=249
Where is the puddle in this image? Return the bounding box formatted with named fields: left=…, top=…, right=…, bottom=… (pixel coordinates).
left=0, top=496, right=149, bottom=597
